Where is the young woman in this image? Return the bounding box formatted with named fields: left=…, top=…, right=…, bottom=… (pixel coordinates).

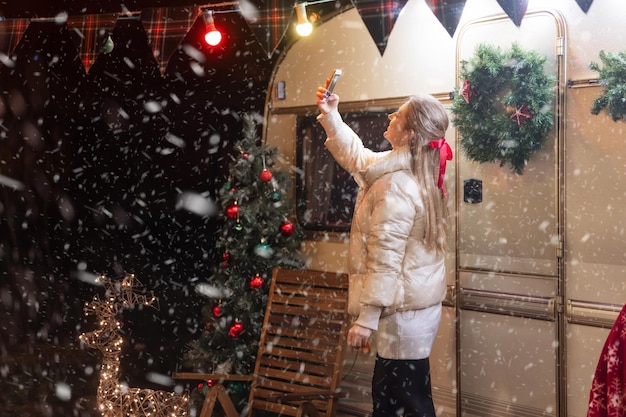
left=315, top=86, right=452, bottom=417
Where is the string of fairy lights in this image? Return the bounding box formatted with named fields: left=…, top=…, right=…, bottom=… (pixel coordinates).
left=80, top=274, right=189, bottom=417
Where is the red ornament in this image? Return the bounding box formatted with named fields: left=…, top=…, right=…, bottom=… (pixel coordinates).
left=280, top=221, right=295, bottom=236
left=197, top=382, right=204, bottom=391
left=225, top=204, right=239, bottom=219
left=212, top=304, right=222, bottom=317
left=260, top=169, right=273, bottom=183
left=510, top=104, right=533, bottom=126
left=249, top=274, right=264, bottom=290
left=460, top=79, right=475, bottom=104
left=242, top=152, right=249, bottom=159
left=221, top=252, right=230, bottom=267
left=229, top=321, right=244, bottom=338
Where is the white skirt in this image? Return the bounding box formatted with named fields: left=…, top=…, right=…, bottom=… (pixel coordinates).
left=374, top=303, right=442, bottom=360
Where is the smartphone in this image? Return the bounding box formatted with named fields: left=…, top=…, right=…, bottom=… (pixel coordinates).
left=325, top=69, right=342, bottom=98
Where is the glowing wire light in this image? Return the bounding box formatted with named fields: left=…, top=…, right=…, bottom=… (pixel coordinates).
left=202, top=9, right=223, bottom=46
left=79, top=274, right=189, bottom=417
left=295, top=2, right=313, bottom=36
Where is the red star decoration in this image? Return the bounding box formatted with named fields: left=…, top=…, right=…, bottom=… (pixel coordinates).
left=460, top=79, right=474, bottom=104
left=510, top=105, right=533, bottom=126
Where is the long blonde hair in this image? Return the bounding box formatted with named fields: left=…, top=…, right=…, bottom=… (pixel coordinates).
left=404, top=94, right=450, bottom=254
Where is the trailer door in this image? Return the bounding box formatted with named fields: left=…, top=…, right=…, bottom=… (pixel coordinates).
left=455, top=9, right=566, bottom=417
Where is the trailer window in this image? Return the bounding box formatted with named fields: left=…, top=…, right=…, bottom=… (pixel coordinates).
left=296, top=111, right=390, bottom=231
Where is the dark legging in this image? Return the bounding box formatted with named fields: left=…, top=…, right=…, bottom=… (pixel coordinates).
left=372, top=355, right=436, bottom=417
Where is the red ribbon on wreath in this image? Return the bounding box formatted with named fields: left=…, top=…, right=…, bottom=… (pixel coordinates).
left=460, top=79, right=475, bottom=104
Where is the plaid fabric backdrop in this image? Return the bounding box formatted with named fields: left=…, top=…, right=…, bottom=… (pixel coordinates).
left=241, top=0, right=295, bottom=58
left=0, top=0, right=596, bottom=71
left=66, top=13, right=118, bottom=71
left=0, top=18, right=30, bottom=58
left=0, top=7, right=200, bottom=74
left=140, top=6, right=201, bottom=73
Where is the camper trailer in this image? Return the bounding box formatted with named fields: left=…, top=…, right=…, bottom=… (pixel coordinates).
left=1, top=0, right=625, bottom=416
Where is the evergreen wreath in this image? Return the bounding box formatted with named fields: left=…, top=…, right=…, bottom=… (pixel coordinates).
left=451, top=43, right=555, bottom=174
left=589, top=50, right=626, bottom=121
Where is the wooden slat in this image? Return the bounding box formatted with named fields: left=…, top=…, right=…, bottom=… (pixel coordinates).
left=271, top=269, right=348, bottom=290
left=172, top=372, right=254, bottom=382
left=262, top=337, right=342, bottom=352
left=257, top=356, right=335, bottom=377
left=267, top=305, right=347, bottom=320
left=264, top=321, right=344, bottom=336
left=260, top=346, right=338, bottom=366
left=256, top=369, right=332, bottom=389
left=250, top=399, right=300, bottom=416
left=273, top=285, right=349, bottom=302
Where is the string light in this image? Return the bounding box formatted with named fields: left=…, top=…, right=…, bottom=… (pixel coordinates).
left=295, top=2, right=313, bottom=36
left=293, top=0, right=340, bottom=37
left=202, top=9, right=222, bottom=46
left=80, top=274, right=189, bottom=417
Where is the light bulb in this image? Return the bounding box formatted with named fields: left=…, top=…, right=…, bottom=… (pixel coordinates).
left=295, top=3, right=313, bottom=36
left=202, top=10, right=223, bottom=46
left=205, top=30, right=222, bottom=46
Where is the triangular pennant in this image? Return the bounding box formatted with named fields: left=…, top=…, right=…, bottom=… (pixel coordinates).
left=575, top=0, right=594, bottom=13
left=496, top=0, right=529, bottom=27
left=88, top=16, right=162, bottom=80
left=66, top=13, right=118, bottom=72
left=352, top=0, right=408, bottom=56
left=240, top=0, right=294, bottom=58
left=0, top=18, right=30, bottom=57
left=425, top=0, right=467, bottom=37
left=140, top=6, right=199, bottom=74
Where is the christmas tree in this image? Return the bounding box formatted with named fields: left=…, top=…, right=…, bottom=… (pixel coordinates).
left=182, top=113, right=304, bottom=408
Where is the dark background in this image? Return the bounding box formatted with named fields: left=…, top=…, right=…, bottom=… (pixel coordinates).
left=2, top=0, right=200, bottom=18
left=1, top=0, right=355, bottom=415
left=0, top=1, right=278, bottom=415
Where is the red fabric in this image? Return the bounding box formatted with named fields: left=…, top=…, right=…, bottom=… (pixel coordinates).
left=429, top=138, right=453, bottom=199
left=588, top=304, right=626, bottom=417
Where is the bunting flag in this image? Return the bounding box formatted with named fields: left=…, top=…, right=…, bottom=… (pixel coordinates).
left=65, top=14, right=119, bottom=71
left=240, top=0, right=294, bottom=58
left=495, top=0, right=528, bottom=27
left=0, top=18, right=30, bottom=57
left=141, top=7, right=201, bottom=74
left=88, top=16, right=162, bottom=81
left=352, top=0, right=408, bottom=56
left=575, top=0, right=594, bottom=13
left=425, top=0, right=467, bottom=37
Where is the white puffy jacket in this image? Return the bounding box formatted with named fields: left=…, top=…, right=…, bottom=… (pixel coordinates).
left=318, top=110, right=446, bottom=331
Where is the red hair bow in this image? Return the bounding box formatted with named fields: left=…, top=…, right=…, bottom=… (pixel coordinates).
left=429, top=138, right=453, bottom=198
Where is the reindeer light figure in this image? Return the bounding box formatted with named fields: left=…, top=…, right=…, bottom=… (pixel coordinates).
left=80, top=274, right=189, bottom=417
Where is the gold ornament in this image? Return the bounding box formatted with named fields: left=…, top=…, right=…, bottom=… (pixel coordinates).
left=80, top=274, right=189, bottom=417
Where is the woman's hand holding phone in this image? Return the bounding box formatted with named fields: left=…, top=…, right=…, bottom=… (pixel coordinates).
left=316, top=69, right=341, bottom=114
left=316, top=86, right=338, bottom=114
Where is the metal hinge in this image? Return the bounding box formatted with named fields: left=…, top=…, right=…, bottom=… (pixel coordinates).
left=556, top=37, right=565, bottom=56
left=556, top=239, right=564, bottom=259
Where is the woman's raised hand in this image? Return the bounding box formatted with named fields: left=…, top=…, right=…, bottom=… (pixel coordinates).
left=316, top=85, right=339, bottom=114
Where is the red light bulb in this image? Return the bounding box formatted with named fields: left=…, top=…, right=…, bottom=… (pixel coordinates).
left=204, top=29, right=222, bottom=46
left=202, top=10, right=222, bottom=46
